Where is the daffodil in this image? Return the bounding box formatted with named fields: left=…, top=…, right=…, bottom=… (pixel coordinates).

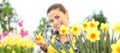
left=86, top=29, right=100, bottom=42
left=116, top=40, right=120, bottom=44
left=113, top=23, right=120, bottom=34
left=111, top=40, right=120, bottom=53
left=100, top=23, right=109, bottom=33
left=89, top=19, right=99, bottom=30
left=5, top=36, right=15, bottom=46
left=71, top=24, right=81, bottom=35
left=59, top=25, right=69, bottom=35
left=36, top=33, right=44, bottom=42
left=20, top=40, right=26, bottom=47
left=69, top=47, right=74, bottom=53
left=26, top=41, right=34, bottom=49
left=47, top=45, right=57, bottom=53
left=0, top=41, right=6, bottom=47
left=16, top=39, right=23, bottom=47
left=81, top=19, right=89, bottom=31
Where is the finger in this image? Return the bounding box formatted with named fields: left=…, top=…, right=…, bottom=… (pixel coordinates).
left=34, top=40, right=41, bottom=44
left=34, top=40, right=37, bottom=43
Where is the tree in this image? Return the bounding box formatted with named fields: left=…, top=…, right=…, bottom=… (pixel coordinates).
left=92, top=11, right=108, bottom=29
left=0, top=0, right=18, bottom=32
left=34, top=17, right=51, bottom=34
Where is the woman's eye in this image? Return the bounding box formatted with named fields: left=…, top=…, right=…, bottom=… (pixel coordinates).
left=55, top=16, right=60, bottom=19
left=50, top=20, right=53, bottom=23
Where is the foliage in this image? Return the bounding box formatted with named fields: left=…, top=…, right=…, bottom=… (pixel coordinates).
left=0, top=0, right=18, bottom=32
left=92, top=10, right=108, bottom=29
left=34, top=17, right=51, bottom=34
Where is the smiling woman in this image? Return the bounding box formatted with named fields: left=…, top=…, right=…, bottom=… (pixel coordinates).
left=47, top=3, right=69, bottom=31
left=34, top=3, right=81, bottom=53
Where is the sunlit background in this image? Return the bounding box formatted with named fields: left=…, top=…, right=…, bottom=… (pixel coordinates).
left=7, top=0, right=120, bottom=35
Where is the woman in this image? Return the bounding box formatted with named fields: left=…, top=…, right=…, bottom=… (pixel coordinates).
left=35, top=3, right=78, bottom=53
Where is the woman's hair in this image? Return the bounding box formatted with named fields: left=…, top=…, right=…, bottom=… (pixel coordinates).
left=47, top=3, right=67, bottom=14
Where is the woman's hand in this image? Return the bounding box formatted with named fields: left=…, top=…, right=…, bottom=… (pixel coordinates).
left=34, top=40, right=47, bottom=52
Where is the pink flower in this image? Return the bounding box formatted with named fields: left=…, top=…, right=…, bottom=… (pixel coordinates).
left=20, top=28, right=28, bottom=38
left=2, top=31, right=8, bottom=37
left=0, top=31, right=8, bottom=40
left=0, top=34, right=3, bottom=40
left=18, top=20, right=23, bottom=27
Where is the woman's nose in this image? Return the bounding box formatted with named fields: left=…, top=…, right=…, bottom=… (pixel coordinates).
left=53, top=20, right=59, bottom=25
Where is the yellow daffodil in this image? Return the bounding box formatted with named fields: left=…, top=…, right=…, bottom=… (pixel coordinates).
left=26, top=41, right=34, bottom=49
left=69, top=47, right=74, bottom=53
left=36, top=33, right=44, bottom=42
left=89, top=19, right=99, bottom=30
left=0, top=42, right=5, bottom=48
left=113, top=23, right=120, bottom=34
left=59, top=25, right=69, bottom=35
left=20, top=40, right=26, bottom=47
left=5, top=37, right=15, bottom=46
left=100, top=23, right=109, bottom=33
left=86, top=29, right=100, bottom=42
left=71, top=24, right=81, bottom=35
left=81, top=19, right=89, bottom=31
left=16, top=39, right=23, bottom=47
left=111, top=40, right=120, bottom=53
left=47, top=45, right=57, bottom=53
left=116, top=40, right=120, bottom=44
left=0, top=40, right=7, bottom=47
left=0, top=33, right=34, bottom=53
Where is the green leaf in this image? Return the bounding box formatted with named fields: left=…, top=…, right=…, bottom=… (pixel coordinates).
left=48, top=40, right=61, bottom=53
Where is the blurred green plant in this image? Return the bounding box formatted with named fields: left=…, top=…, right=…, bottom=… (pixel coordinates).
left=0, top=0, right=18, bottom=32
left=34, top=17, right=51, bottom=34
left=84, top=10, right=108, bottom=30
left=92, top=10, right=108, bottom=29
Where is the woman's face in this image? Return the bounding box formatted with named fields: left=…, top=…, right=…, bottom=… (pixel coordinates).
left=47, top=8, right=69, bottom=31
